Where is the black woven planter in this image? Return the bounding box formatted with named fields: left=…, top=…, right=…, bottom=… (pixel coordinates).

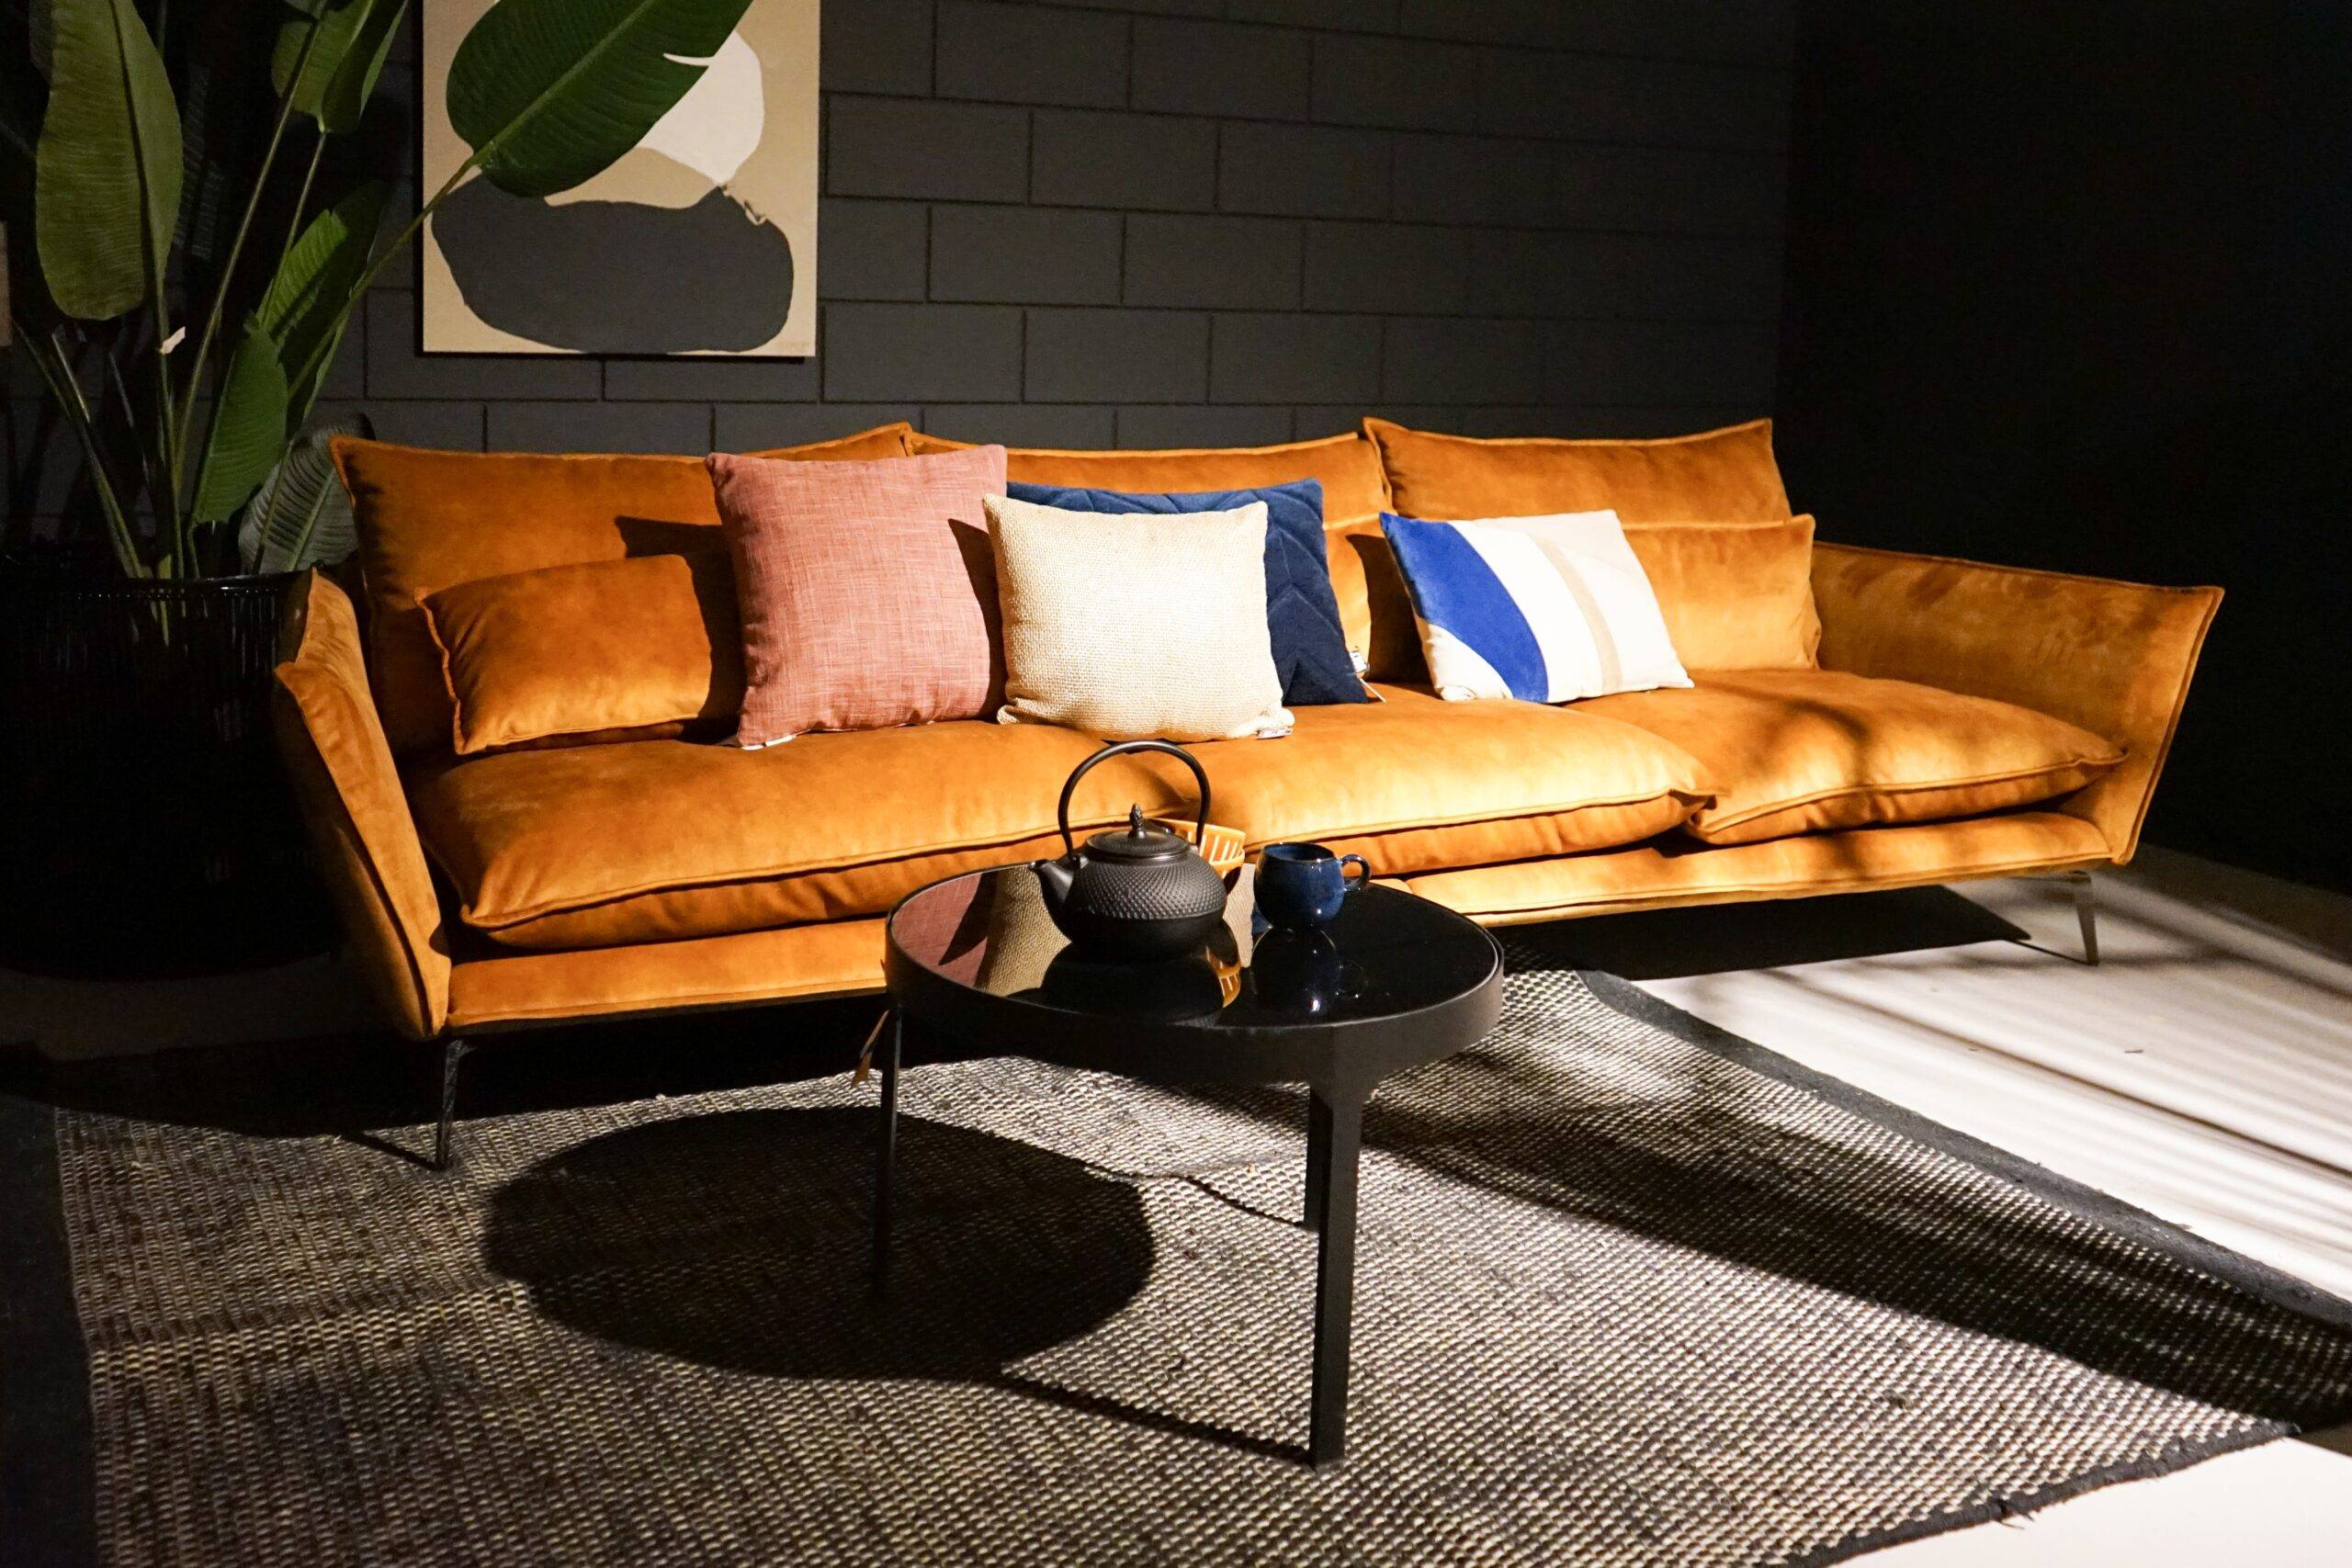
left=0, top=553, right=331, bottom=976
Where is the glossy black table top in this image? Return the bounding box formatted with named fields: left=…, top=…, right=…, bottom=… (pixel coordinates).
left=883, top=866, right=1504, bottom=1089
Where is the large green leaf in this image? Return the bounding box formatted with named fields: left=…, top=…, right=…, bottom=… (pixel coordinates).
left=33, top=0, right=182, bottom=320
left=191, top=321, right=290, bottom=524
left=239, top=413, right=369, bottom=573
left=447, top=0, right=754, bottom=199
left=273, top=0, right=409, bottom=135
left=254, top=180, right=385, bottom=412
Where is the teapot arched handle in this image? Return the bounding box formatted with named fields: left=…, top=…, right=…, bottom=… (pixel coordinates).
left=1056, top=740, right=1213, bottom=856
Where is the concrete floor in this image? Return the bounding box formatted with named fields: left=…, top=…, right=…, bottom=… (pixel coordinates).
left=6, top=846, right=2348, bottom=1562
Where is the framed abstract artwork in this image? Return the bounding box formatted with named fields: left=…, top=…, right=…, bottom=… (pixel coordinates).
left=418, top=0, right=819, bottom=356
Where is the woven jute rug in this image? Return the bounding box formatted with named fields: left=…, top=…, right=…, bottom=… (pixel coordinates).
left=6, top=932, right=2352, bottom=1566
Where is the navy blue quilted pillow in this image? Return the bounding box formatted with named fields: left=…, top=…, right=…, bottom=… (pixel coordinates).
left=1005, top=479, right=1369, bottom=705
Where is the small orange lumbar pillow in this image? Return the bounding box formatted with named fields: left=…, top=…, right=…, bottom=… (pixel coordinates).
left=424, top=552, right=743, bottom=756
left=1623, top=515, right=1823, bottom=671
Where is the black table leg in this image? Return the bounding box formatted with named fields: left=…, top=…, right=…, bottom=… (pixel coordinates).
left=870, top=1010, right=901, bottom=1293
left=1306, top=1087, right=1364, bottom=1468
left=1303, top=1091, right=1331, bottom=1231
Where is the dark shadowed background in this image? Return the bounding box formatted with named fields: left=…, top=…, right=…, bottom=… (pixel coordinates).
left=1777, top=0, right=2351, bottom=888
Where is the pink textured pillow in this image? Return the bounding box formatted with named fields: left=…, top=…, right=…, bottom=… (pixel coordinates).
left=708, top=446, right=1010, bottom=746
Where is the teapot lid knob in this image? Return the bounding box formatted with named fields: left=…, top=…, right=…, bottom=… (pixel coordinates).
left=1080, top=804, right=1191, bottom=863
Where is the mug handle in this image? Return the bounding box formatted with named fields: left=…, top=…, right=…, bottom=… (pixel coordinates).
left=1340, top=854, right=1372, bottom=895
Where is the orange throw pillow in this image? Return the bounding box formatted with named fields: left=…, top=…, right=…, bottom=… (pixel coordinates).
left=709, top=446, right=1009, bottom=746
left=1623, top=516, right=1822, bottom=671
left=424, top=553, right=743, bottom=756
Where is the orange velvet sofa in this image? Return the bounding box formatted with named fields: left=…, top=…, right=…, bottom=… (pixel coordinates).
left=276, top=417, right=2221, bottom=1077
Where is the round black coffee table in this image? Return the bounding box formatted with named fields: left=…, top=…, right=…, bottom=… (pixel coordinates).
left=877, top=864, right=1503, bottom=1467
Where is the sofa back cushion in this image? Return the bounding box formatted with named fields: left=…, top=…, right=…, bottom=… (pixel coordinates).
left=1364, top=416, right=1792, bottom=524
left=906, top=430, right=1396, bottom=671
left=424, top=553, right=744, bottom=756
left=710, top=445, right=1009, bottom=746
left=1623, top=516, right=1822, bottom=671
left=407, top=682, right=1712, bottom=952
left=334, top=422, right=913, bottom=755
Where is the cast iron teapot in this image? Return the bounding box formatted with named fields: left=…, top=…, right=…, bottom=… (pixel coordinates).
left=1033, top=740, right=1228, bottom=964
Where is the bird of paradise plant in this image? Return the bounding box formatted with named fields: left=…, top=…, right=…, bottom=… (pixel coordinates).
left=3, top=0, right=757, bottom=580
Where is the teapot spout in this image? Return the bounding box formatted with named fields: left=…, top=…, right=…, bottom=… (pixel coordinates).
left=1031, top=854, right=1077, bottom=916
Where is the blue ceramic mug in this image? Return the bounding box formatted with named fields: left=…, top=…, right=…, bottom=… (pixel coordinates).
left=1253, top=842, right=1372, bottom=931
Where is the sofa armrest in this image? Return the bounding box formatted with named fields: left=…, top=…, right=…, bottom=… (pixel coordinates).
left=273, top=570, right=451, bottom=1040
left=1811, top=541, right=2222, bottom=863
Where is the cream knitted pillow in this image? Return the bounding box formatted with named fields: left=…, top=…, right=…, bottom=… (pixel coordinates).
left=984, top=494, right=1293, bottom=741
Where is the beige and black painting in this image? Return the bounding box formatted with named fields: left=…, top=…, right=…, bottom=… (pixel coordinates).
left=421, top=0, right=818, bottom=356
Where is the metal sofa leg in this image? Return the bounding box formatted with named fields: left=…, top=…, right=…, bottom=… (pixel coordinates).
left=2015, top=872, right=2100, bottom=967
left=2035, top=870, right=2101, bottom=967
left=433, top=1037, right=470, bottom=1173
left=2069, top=870, right=2101, bottom=967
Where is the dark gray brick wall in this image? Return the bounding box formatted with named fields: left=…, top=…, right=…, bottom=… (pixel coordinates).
left=1132, top=18, right=1309, bottom=120
left=1026, top=309, right=1212, bottom=403
left=9, top=0, right=1792, bottom=504
left=1032, top=108, right=1218, bottom=210
left=1123, top=214, right=1303, bottom=309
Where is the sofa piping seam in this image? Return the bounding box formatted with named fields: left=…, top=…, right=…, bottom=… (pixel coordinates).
left=1428, top=846, right=2116, bottom=921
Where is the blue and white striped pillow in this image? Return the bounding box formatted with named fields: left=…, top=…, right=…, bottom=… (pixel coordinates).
left=1380, top=511, right=1692, bottom=704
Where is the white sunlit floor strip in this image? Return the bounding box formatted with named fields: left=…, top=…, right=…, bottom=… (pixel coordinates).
left=1628, top=848, right=2352, bottom=1565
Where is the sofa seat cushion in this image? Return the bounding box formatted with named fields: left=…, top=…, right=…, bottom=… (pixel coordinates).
left=412, top=721, right=1202, bottom=950
left=413, top=686, right=1712, bottom=951
left=1575, top=671, right=2124, bottom=847
left=1162, top=685, right=1711, bottom=877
